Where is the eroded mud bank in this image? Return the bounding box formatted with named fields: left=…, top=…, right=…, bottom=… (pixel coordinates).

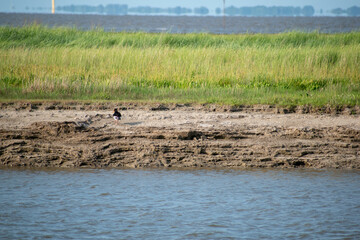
left=1, top=102, right=359, bottom=169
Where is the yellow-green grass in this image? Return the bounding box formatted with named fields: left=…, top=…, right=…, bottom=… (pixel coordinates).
left=1, top=25, right=359, bottom=106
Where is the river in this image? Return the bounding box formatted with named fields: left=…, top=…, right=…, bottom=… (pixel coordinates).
left=0, top=168, right=359, bottom=239
left=0, top=13, right=360, bottom=33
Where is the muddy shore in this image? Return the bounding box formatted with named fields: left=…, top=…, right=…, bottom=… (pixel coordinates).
left=0, top=102, right=359, bottom=169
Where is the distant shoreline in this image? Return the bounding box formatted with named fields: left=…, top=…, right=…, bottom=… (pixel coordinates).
left=3, top=4, right=360, bottom=17
left=2, top=11, right=358, bottom=17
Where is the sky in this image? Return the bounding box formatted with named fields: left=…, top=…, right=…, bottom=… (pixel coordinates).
left=2, top=0, right=360, bottom=13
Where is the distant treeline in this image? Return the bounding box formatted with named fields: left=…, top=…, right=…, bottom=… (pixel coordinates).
left=56, top=5, right=195, bottom=15
left=56, top=4, right=360, bottom=16
left=220, top=5, right=315, bottom=16
left=331, top=6, right=360, bottom=16
left=57, top=4, right=315, bottom=16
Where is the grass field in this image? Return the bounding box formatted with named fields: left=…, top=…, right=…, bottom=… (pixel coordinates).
left=1, top=25, right=359, bottom=106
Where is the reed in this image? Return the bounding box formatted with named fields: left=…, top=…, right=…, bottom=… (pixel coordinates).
left=1, top=25, right=359, bottom=106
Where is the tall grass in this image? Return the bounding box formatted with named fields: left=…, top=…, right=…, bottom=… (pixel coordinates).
left=1, top=25, right=359, bottom=106
left=1, top=24, right=360, bottom=49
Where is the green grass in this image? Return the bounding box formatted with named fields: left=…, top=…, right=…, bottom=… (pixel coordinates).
left=1, top=25, right=359, bottom=106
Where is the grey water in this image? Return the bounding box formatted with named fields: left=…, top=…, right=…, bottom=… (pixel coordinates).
left=1, top=13, right=360, bottom=33
left=0, top=168, right=359, bottom=239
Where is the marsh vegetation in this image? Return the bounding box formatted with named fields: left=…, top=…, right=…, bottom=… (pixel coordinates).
left=1, top=25, right=359, bottom=106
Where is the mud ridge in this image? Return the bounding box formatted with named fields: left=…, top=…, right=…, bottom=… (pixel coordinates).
left=1, top=106, right=359, bottom=169
left=1, top=101, right=360, bottom=115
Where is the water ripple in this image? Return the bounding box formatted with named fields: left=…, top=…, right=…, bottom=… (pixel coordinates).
left=1, top=13, right=360, bottom=34
left=0, top=168, right=359, bottom=239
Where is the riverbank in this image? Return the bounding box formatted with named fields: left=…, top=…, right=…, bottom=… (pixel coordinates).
left=1, top=102, right=359, bottom=169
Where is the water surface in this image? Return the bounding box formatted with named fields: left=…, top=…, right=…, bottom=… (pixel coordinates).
left=1, top=13, right=360, bottom=33
left=0, top=168, right=359, bottom=239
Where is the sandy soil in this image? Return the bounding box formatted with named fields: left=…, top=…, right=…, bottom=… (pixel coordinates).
left=0, top=102, right=359, bottom=169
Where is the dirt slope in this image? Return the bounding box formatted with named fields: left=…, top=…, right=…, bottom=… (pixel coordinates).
left=1, top=102, right=359, bottom=169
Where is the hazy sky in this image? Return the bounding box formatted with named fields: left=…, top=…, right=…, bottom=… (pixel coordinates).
left=2, top=0, right=360, bottom=13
